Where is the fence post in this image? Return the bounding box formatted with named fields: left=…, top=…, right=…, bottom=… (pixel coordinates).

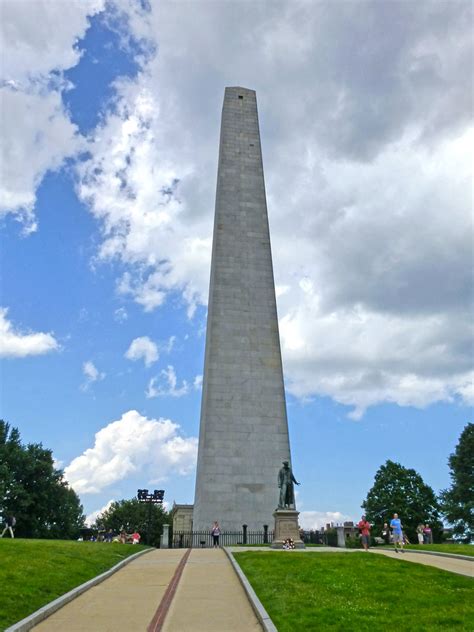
left=263, top=524, right=268, bottom=544
left=242, top=524, right=248, bottom=545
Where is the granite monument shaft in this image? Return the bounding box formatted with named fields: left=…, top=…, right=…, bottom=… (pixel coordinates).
left=193, top=87, right=293, bottom=531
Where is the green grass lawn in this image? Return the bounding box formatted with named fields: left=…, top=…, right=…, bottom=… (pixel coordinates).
left=0, top=539, right=148, bottom=629
left=234, top=552, right=474, bottom=631
left=402, top=544, right=474, bottom=557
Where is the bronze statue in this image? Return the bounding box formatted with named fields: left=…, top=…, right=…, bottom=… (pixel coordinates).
left=278, top=460, right=299, bottom=509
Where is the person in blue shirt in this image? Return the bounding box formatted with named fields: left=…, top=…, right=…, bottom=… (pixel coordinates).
left=390, top=513, right=404, bottom=553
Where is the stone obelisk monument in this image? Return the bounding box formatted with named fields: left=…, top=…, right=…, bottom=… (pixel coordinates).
left=193, top=87, right=293, bottom=532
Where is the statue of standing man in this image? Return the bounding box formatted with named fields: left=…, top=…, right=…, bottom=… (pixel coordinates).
left=278, top=460, right=300, bottom=509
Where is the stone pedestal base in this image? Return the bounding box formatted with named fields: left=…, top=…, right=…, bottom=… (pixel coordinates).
left=271, top=510, right=305, bottom=549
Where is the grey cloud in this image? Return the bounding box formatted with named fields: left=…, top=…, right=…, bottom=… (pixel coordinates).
left=76, top=1, right=473, bottom=416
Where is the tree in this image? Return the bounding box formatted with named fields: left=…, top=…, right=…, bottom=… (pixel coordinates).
left=0, top=420, right=85, bottom=538
left=362, top=460, right=442, bottom=542
left=93, top=498, right=170, bottom=547
left=440, top=423, right=473, bottom=542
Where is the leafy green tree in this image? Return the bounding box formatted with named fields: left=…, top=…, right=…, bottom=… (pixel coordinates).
left=362, top=460, right=442, bottom=542
left=0, top=420, right=85, bottom=538
left=93, top=498, right=170, bottom=547
left=440, top=423, right=473, bottom=542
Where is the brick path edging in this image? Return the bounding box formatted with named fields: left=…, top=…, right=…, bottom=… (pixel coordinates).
left=147, top=548, right=191, bottom=631
left=223, top=548, right=278, bottom=632
left=5, top=547, right=154, bottom=632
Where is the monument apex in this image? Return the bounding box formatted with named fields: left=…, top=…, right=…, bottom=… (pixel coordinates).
left=193, top=87, right=293, bottom=531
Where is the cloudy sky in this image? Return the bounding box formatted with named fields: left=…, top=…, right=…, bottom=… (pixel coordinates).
left=1, top=0, right=472, bottom=529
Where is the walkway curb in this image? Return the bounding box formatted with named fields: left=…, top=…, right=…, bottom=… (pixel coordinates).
left=224, top=548, right=278, bottom=632
left=378, top=548, right=474, bottom=562
left=5, top=547, right=154, bottom=632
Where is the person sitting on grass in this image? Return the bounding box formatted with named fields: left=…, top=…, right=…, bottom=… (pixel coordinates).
left=131, top=530, right=141, bottom=544
left=390, top=513, right=404, bottom=553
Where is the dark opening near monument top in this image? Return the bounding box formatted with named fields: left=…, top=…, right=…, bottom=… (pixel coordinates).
left=193, top=87, right=294, bottom=532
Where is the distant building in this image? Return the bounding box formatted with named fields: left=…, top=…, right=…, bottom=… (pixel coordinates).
left=171, top=503, right=193, bottom=532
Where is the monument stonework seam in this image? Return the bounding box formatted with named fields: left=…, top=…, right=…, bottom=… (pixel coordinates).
left=193, top=87, right=293, bottom=531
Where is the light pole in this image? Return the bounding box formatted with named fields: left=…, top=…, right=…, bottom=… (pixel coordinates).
left=137, top=489, right=164, bottom=546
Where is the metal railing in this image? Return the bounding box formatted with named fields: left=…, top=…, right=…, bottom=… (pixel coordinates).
left=172, top=528, right=274, bottom=548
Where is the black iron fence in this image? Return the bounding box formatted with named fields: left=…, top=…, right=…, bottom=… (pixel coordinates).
left=172, top=528, right=274, bottom=548
left=301, top=529, right=325, bottom=545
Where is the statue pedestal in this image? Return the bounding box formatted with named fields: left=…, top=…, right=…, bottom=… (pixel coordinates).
left=271, top=510, right=305, bottom=549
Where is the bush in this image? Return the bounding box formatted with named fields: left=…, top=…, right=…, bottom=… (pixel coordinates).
left=345, top=536, right=362, bottom=548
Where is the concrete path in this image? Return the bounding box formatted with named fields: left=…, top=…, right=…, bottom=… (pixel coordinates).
left=371, top=548, right=473, bottom=577
left=32, top=548, right=261, bottom=632
left=33, top=549, right=186, bottom=632
left=162, top=549, right=261, bottom=632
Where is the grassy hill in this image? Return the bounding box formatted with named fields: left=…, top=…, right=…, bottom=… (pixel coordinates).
left=0, top=539, right=148, bottom=629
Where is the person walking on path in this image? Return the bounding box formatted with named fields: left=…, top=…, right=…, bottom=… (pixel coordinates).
left=211, top=521, right=221, bottom=548
left=417, top=524, right=424, bottom=544
left=390, top=513, right=404, bottom=553
left=1, top=515, right=16, bottom=538
left=357, top=515, right=371, bottom=551
left=423, top=524, right=433, bottom=544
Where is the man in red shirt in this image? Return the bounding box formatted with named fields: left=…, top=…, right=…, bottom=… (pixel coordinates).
left=357, top=515, right=371, bottom=551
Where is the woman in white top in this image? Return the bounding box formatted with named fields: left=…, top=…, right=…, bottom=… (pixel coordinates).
left=211, top=521, right=221, bottom=548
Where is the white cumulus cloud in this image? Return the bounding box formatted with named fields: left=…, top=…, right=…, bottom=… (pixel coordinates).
left=125, top=336, right=159, bottom=367
left=0, top=307, right=59, bottom=358
left=0, top=0, right=105, bottom=230
left=299, top=511, right=353, bottom=530
left=85, top=499, right=115, bottom=527
left=64, top=409, right=197, bottom=494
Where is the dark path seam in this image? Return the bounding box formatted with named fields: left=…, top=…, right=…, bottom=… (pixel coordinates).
left=147, top=548, right=192, bottom=632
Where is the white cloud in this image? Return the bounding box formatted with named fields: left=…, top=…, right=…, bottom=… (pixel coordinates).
left=76, top=79, right=212, bottom=317
left=0, top=0, right=104, bottom=82
left=81, top=360, right=105, bottom=390
left=0, top=0, right=105, bottom=230
left=85, top=499, right=115, bottom=527
left=0, top=307, right=59, bottom=358
left=64, top=409, right=197, bottom=494
left=299, top=511, right=353, bottom=530
left=146, top=365, right=189, bottom=398
left=0, top=88, right=80, bottom=232
left=193, top=374, right=203, bottom=390
left=125, top=336, right=159, bottom=367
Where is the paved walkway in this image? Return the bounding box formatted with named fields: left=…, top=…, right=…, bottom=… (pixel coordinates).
left=371, top=548, right=473, bottom=577
left=162, top=549, right=261, bottom=632
left=32, top=549, right=261, bottom=632
left=33, top=550, right=186, bottom=632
